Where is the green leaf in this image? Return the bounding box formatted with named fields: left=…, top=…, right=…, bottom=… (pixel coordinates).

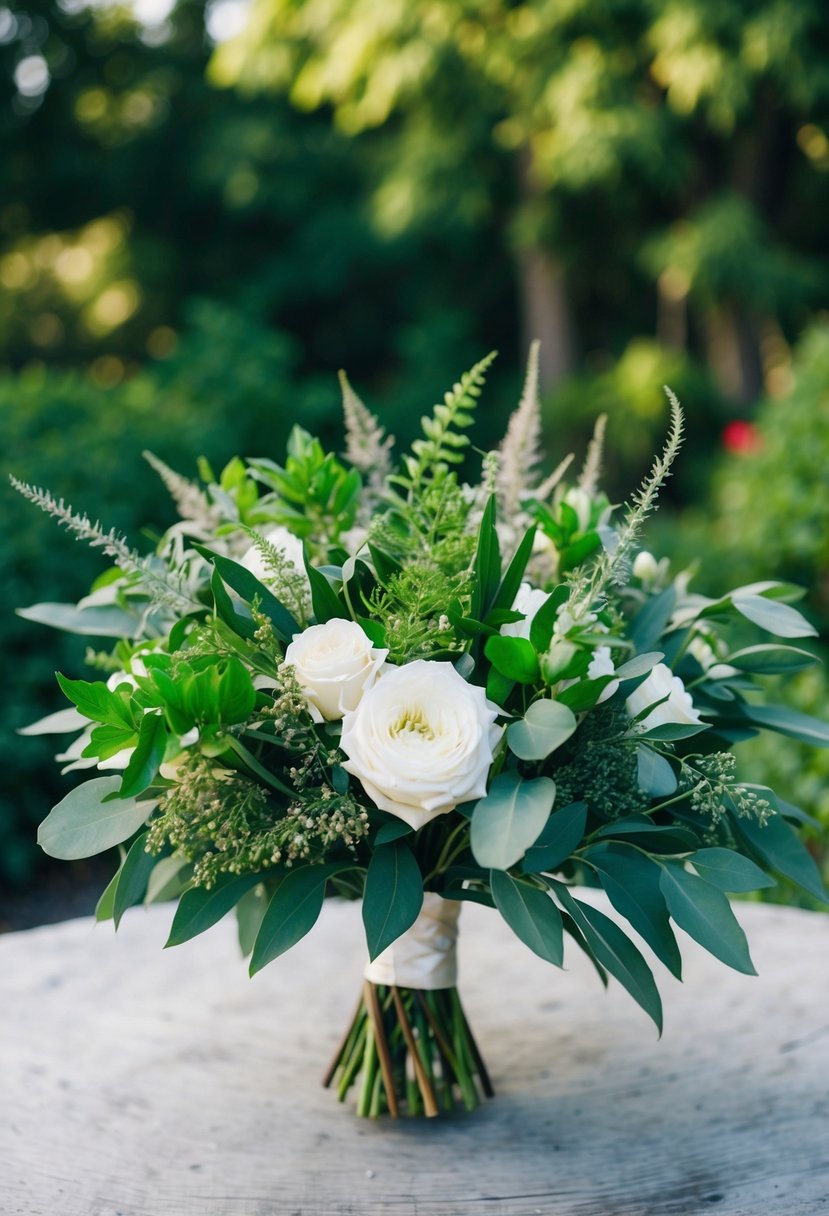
left=507, top=698, right=577, bottom=761
left=37, top=776, right=152, bottom=859
left=374, top=820, right=414, bottom=845
left=471, top=495, right=501, bottom=619
left=490, top=870, right=563, bottom=966
left=211, top=566, right=255, bottom=640
left=166, top=873, right=261, bottom=947
left=528, top=586, right=569, bottom=652
left=615, top=652, right=664, bottom=679
left=119, top=713, right=167, bottom=800
left=658, top=863, right=757, bottom=975
left=471, top=772, right=556, bottom=870
left=488, top=525, right=536, bottom=618
left=585, top=844, right=682, bottom=979
left=17, top=601, right=143, bottom=637
left=362, top=842, right=423, bottom=961
left=630, top=587, right=676, bottom=651
left=689, top=848, right=776, bottom=893
left=145, top=856, right=193, bottom=905
left=556, top=675, right=615, bottom=712
left=250, top=865, right=345, bottom=975
left=636, top=747, right=677, bottom=797
left=95, top=860, right=122, bottom=923
left=304, top=550, right=349, bottom=622
left=197, top=546, right=300, bottom=641
left=741, top=703, right=829, bottom=748
left=485, top=666, right=515, bottom=708
left=731, top=594, right=816, bottom=639
left=522, top=802, right=587, bottom=874
left=733, top=812, right=829, bottom=904
left=484, top=635, right=540, bottom=684
left=724, top=644, right=819, bottom=674
left=236, top=884, right=269, bottom=958
left=594, top=817, right=697, bottom=853
left=56, top=673, right=134, bottom=729
left=113, top=833, right=157, bottom=928
left=637, top=721, right=708, bottom=741
left=550, top=883, right=663, bottom=1033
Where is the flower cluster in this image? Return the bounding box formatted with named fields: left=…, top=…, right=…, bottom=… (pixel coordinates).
left=16, top=348, right=828, bottom=1042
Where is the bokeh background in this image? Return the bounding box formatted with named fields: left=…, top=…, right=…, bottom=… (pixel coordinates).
left=3, top=0, right=828, bottom=913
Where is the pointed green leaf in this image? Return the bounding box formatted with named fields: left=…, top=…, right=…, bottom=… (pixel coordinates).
left=250, top=865, right=344, bottom=975
left=742, top=703, right=829, bottom=748
left=119, top=713, right=167, bottom=800
left=689, top=848, right=776, bottom=893
left=236, top=883, right=269, bottom=958
left=508, top=698, right=577, bottom=761
left=37, top=776, right=152, bottom=859
left=616, top=652, right=664, bottom=679
left=471, top=495, right=501, bottom=619
left=551, top=882, right=663, bottom=1032
left=732, top=595, right=816, bottom=639
left=630, top=587, right=676, bottom=651
left=724, top=644, right=819, bottom=674
left=471, top=772, right=556, bottom=870
left=304, top=550, right=349, bottom=622
left=167, top=873, right=261, bottom=947
left=113, top=833, right=157, bottom=928
left=522, top=802, right=587, bottom=874
left=658, top=863, right=757, bottom=975
left=488, top=525, right=536, bottom=618
left=17, top=601, right=142, bottom=637
left=374, top=820, right=414, bottom=845
left=95, top=860, right=122, bottom=923
left=733, top=812, right=828, bottom=903
left=362, top=842, right=423, bottom=961
left=490, top=870, right=563, bottom=966
left=484, top=635, right=540, bottom=684
left=196, top=546, right=300, bottom=641
left=528, top=586, right=569, bottom=652
left=586, top=844, right=682, bottom=979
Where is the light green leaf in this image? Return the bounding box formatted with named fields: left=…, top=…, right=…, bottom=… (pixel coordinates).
left=508, top=698, right=577, bottom=761
left=362, top=842, right=423, bottom=961
left=95, top=859, right=123, bottom=923
left=522, top=802, right=587, bottom=874
left=471, top=772, right=556, bottom=870
left=18, top=707, right=87, bottom=736
left=166, top=873, right=261, bottom=947
left=616, top=652, right=664, bottom=679
left=658, top=863, right=756, bottom=975
left=689, top=848, right=776, bottom=893
left=484, top=634, right=540, bottom=684
left=17, top=601, right=142, bottom=637
left=732, top=595, right=816, bottom=639
left=145, top=856, right=193, bottom=905
left=490, top=870, right=563, bottom=966
left=236, top=884, right=269, bottom=958
left=37, top=776, right=152, bottom=860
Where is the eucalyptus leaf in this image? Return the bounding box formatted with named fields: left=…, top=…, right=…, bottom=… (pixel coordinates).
left=113, top=833, right=157, bottom=928
left=471, top=772, right=556, bottom=870
left=490, top=870, right=564, bottom=966
left=522, top=802, right=587, bottom=874
left=362, top=841, right=423, bottom=961
left=119, top=713, right=167, bottom=800
left=167, top=873, right=261, bottom=947
left=17, top=601, right=143, bottom=637
left=658, top=863, right=756, bottom=975
left=586, top=844, right=682, bottom=979
left=689, top=848, right=776, bottom=893
left=636, top=747, right=677, bottom=797
left=37, top=776, right=152, bottom=860
left=733, top=812, right=829, bottom=903
left=250, top=865, right=346, bottom=975
left=507, top=699, right=577, bottom=761
left=236, top=884, right=270, bottom=958
left=145, top=856, right=193, bottom=905
left=724, top=644, right=819, bottom=674
left=731, top=595, right=816, bottom=639
left=742, top=703, right=829, bottom=748
left=615, top=652, right=665, bottom=679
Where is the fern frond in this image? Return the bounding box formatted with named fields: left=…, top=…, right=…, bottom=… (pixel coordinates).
left=496, top=340, right=544, bottom=516
left=339, top=370, right=394, bottom=494
left=143, top=450, right=218, bottom=528
left=391, top=351, right=497, bottom=501
left=10, top=477, right=200, bottom=613
left=577, top=413, right=607, bottom=497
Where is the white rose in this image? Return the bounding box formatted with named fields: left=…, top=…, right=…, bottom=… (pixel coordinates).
left=239, top=525, right=306, bottom=582
left=500, top=582, right=549, bottom=640
left=340, top=660, right=502, bottom=831
left=284, top=619, right=388, bottom=721
left=625, top=663, right=702, bottom=731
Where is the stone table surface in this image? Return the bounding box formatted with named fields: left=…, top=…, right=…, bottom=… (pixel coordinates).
left=1, top=894, right=828, bottom=1216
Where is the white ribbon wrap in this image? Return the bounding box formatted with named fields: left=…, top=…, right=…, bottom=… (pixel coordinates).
left=364, top=892, right=461, bottom=989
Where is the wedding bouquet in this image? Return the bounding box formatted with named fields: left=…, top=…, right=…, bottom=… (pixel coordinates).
left=15, top=345, right=829, bottom=1118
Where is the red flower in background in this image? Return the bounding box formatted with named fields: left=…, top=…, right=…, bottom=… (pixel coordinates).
left=722, top=420, right=762, bottom=454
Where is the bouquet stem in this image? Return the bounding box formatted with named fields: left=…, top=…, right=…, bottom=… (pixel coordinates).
left=323, top=982, right=494, bottom=1118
